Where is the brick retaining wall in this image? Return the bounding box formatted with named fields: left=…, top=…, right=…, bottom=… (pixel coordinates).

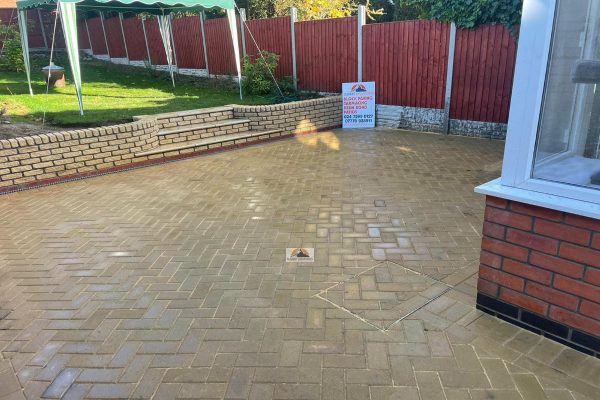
left=0, top=97, right=342, bottom=193
left=0, top=120, right=158, bottom=191
left=477, top=196, right=600, bottom=356
left=233, top=96, right=342, bottom=134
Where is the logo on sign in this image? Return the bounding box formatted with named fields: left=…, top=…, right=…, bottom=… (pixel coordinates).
left=350, top=83, right=368, bottom=92
left=286, top=248, right=315, bottom=262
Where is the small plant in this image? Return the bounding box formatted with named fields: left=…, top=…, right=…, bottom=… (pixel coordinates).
left=0, top=24, right=25, bottom=72
left=242, top=51, right=279, bottom=96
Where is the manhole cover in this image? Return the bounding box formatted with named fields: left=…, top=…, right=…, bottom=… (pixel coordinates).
left=316, top=261, right=450, bottom=330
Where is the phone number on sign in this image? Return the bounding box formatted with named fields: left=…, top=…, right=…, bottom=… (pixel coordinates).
left=344, top=114, right=373, bottom=123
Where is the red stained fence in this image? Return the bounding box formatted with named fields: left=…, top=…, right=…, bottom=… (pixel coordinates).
left=172, top=15, right=205, bottom=69
left=104, top=16, right=126, bottom=58
left=78, top=20, right=90, bottom=49
left=122, top=16, right=146, bottom=61
left=86, top=17, right=107, bottom=55
left=203, top=16, right=242, bottom=75
left=363, top=20, right=449, bottom=109
left=144, top=18, right=167, bottom=65
left=296, top=17, right=357, bottom=93
left=450, top=25, right=517, bottom=123
left=244, top=16, right=292, bottom=78
left=1, top=8, right=518, bottom=123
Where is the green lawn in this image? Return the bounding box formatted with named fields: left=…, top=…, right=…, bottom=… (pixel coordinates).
left=0, top=55, right=270, bottom=127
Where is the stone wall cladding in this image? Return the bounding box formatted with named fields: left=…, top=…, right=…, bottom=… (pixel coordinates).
left=376, top=104, right=508, bottom=139
left=449, top=119, right=507, bottom=140
left=233, top=96, right=342, bottom=134
left=477, top=196, right=600, bottom=356
left=0, top=119, right=159, bottom=190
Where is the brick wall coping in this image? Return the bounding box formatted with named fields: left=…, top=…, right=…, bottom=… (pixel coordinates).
left=133, top=106, right=235, bottom=121
left=232, top=96, right=342, bottom=112
left=476, top=178, right=600, bottom=221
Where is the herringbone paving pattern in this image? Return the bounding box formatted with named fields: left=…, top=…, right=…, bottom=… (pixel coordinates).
left=0, top=129, right=598, bottom=399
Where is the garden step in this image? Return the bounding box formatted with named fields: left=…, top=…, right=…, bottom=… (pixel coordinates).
left=156, top=118, right=251, bottom=145
left=158, top=118, right=251, bottom=137
left=136, top=106, right=234, bottom=121
left=136, top=129, right=285, bottom=158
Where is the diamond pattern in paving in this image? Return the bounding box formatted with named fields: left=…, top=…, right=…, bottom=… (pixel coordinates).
left=317, top=261, right=450, bottom=330
left=0, top=128, right=598, bottom=399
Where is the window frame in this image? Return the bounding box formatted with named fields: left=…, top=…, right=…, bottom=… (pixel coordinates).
left=479, top=0, right=600, bottom=215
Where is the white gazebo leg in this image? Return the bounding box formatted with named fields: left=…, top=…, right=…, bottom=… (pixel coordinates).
left=226, top=9, right=242, bottom=100
left=158, top=14, right=175, bottom=87
left=17, top=9, right=33, bottom=96
left=58, top=1, right=84, bottom=115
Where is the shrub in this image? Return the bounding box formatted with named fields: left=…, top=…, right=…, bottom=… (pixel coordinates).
left=242, top=51, right=279, bottom=95
left=0, top=24, right=25, bottom=72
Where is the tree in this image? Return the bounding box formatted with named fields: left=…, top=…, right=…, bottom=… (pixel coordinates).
left=245, top=0, right=383, bottom=21
left=0, top=23, right=25, bottom=72
left=247, top=0, right=275, bottom=19
left=395, top=0, right=522, bottom=30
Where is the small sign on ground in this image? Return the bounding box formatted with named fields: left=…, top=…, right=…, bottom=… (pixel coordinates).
left=286, top=248, right=315, bottom=262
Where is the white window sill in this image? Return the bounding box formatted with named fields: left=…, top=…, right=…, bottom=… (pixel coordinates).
left=475, top=178, right=600, bottom=220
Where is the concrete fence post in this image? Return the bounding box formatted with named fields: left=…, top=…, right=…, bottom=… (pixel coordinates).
left=443, top=22, right=457, bottom=134
left=141, top=16, right=152, bottom=65
left=84, top=18, right=93, bottom=53
left=239, top=8, right=247, bottom=58
left=37, top=9, right=48, bottom=49
left=199, top=12, right=210, bottom=75
left=357, top=5, right=366, bottom=82
left=118, top=13, right=129, bottom=63
left=99, top=12, right=111, bottom=59
left=290, top=7, right=298, bottom=90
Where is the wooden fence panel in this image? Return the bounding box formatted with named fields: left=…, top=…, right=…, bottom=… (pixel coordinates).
left=204, top=16, right=242, bottom=75
left=1, top=7, right=518, bottom=124
left=363, top=20, right=449, bottom=109
left=78, top=19, right=90, bottom=50
left=27, top=10, right=46, bottom=48
left=87, top=17, right=107, bottom=55
left=104, top=16, right=126, bottom=58
left=244, top=16, right=292, bottom=78
left=35, top=9, right=65, bottom=48
left=144, top=17, right=167, bottom=65
left=296, top=16, right=357, bottom=92
left=450, top=25, right=517, bottom=123
left=0, top=8, right=16, bottom=25
left=172, top=15, right=205, bottom=69
left=122, top=16, right=146, bottom=61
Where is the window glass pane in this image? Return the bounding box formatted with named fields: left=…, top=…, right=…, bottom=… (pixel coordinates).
left=533, top=0, right=600, bottom=189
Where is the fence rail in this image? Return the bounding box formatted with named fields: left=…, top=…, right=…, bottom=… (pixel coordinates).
left=1, top=7, right=517, bottom=124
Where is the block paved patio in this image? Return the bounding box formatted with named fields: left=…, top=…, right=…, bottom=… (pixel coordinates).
left=0, top=128, right=598, bottom=399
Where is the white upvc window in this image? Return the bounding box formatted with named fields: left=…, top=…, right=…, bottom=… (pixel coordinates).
left=476, top=0, right=600, bottom=219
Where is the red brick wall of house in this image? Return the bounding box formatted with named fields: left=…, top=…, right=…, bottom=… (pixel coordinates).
left=478, top=196, right=600, bottom=344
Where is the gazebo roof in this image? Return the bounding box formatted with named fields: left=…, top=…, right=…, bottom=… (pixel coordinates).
left=16, top=0, right=235, bottom=13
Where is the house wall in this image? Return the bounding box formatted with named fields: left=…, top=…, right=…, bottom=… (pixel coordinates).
left=477, top=195, right=600, bottom=357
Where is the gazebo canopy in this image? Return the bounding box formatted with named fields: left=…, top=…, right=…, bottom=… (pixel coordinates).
left=16, top=0, right=236, bottom=13
left=15, top=0, right=242, bottom=115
